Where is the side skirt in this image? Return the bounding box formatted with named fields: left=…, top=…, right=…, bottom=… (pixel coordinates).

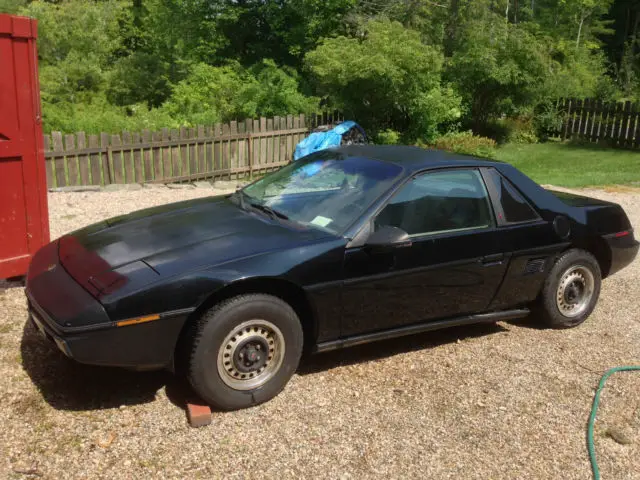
left=314, top=309, right=530, bottom=353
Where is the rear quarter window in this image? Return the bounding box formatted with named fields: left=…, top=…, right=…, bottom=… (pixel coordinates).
left=485, top=169, right=540, bottom=223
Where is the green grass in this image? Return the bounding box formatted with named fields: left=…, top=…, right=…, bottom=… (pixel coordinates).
left=495, top=141, right=640, bottom=188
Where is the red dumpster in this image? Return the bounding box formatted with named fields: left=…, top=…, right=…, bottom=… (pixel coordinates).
left=0, top=14, right=50, bottom=279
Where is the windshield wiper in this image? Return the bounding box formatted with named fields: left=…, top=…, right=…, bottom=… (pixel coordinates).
left=249, top=202, right=289, bottom=221
left=233, top=188, right=249, bottom=211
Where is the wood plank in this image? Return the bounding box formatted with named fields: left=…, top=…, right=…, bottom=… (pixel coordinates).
left=600, top=101, right=613, bottom=140
left=252, top=119, right=260, bottom=169
left=272, top=116, right=281, bottom=164
left=170, top=129, right=181, bottom=178
left=259, top=117, right=267, bottom=170
left=230, top=121, right=238, bottom=177
left=298, top=114, right=305, bottom=150
left=266, top=118, right=273, bottom=165
left=580, top=98, right=591, bottom=138
left=197, top=125, right=205, bottom=178
left=238, top=121, right=246, bottom=174
left=572, top=99, right=583, bottom=138
left=591, top=100, right=602, bottom=142
left=205, top=126, right=214, bottom=175
left=561, top=99, right=571, bottom=140
left=75, top=132, right=90, bottom=185
left=293, top=115, right=301, bottom=155
left=132, top=132, right=142, bottom=182
left=279, top=117, right=287, bottom=162
left=161, top=128, right=171, bottom=179
left=244, top=119, right=253, bottom=176
left=88, top=134, right=101, bottom=185
left=632, top=102, right=640, bottom=148
left=142, top=130, right=153, bottom=181
left=122, top=131, right=134, bottom=183
left=52, top=132, right=66, bottom=187
left=43, top=135, right=53, bottom=187
left=286, top=115, right=294, bottom=162
left=100, top=133, right=111, bottom=184
left=213, top=124, right=222, bottom=177
left=611, top=102, right=624, bottom=144
left=153, top=131, right=163, bottom=180
left=110, top=134, right=124, bottom=184
left=64, top=134, right=78, bottom=186
left=222, top=123, right=230, bottom=180
left=186, top=127, right=196, bottom=179
left=179, top=127, right=189, bottom=177
left=622, top=101, right=633, bottom=147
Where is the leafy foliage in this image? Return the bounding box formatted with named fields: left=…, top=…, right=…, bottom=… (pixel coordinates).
left=431, top=131, right=498, bottom=159
left=3, top=0, right=636, bottom=136
left=306, top=20, right=461, bottom=142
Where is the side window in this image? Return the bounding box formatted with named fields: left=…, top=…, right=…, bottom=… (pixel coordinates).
left=375, top=169, right=493, bottom=237
left=485, top=169, right=540, bottom=223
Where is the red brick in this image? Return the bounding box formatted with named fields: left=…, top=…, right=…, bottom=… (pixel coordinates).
left=187, top=402, right=212, bottom=427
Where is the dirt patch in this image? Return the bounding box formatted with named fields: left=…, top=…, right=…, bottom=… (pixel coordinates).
left=0, top=187, right=639, bottom=479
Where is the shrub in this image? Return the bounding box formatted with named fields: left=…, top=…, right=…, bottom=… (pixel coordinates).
left=305, top=19, right=461, bottom=143
left=432, top=131, right=497, bottom=159
left=532, top=102, right=564, bottom=141
left=376, top=129, right=401, bottom=145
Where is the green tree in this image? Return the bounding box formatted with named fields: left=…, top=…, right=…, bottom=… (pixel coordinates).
left=445, top=13, right=552, bottom=128
left=305, top=19, right=461, bottom=141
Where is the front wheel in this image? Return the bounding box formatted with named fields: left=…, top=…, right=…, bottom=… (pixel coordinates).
left=188, top=294, right=303, bottom=410
left=535, top=249, right=601, bottom=329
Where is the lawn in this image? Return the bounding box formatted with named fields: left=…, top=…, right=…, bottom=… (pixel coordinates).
left=495, top=142, right=640, bottom=188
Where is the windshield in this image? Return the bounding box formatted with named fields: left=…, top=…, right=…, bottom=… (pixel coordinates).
left=240, top=151, right=403, bottom=235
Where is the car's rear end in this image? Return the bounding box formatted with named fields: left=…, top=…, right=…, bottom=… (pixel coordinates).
left=547, top=189, right=638, bottom=276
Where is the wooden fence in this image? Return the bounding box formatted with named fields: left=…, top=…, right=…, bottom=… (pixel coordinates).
left=558, top=98, right=640, bottom=148
left=43, top=111, right=344, bottom=188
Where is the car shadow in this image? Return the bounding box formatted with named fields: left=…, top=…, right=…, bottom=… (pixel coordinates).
left=20, top=319, right=174, bottom=411
left=21, top=317, right=509, bottom=413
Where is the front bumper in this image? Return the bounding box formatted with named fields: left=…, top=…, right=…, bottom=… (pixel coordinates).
left=605, top=232, right=639, bottom=276
left=25, top=241, right=189, bottom=370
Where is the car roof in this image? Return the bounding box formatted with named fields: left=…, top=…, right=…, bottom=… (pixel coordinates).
left=328, top=145, right=504, bottom=174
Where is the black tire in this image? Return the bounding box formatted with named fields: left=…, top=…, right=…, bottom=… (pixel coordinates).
left=535, top=249, right=601, bottom=329
left=188, top=294, right=303, bottom=410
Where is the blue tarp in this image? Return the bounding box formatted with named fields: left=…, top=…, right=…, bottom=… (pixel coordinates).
left=293, top=121, right=363, bottom=160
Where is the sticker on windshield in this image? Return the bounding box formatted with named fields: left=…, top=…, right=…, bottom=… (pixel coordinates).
left=310, top=216, right=333, bottom=228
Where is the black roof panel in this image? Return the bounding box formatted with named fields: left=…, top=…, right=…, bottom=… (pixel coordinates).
left=328, top=145, right=503, bottom=173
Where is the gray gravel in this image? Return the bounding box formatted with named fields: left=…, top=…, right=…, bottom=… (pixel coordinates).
left=1, top=186, right=639, bottom=479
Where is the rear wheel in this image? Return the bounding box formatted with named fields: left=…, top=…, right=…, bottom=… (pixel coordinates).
left=188, top=294, right=303, bottom=410
left=535, top=249, right=601, bottom=328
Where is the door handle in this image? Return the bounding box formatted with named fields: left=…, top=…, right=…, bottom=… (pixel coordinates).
left=481, top=253, right=504, bottom=266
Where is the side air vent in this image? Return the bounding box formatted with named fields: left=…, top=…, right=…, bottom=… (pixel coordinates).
left=524, top=258, right=546, bottom=275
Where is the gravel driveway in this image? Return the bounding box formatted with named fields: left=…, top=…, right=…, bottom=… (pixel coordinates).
left=1, top=185, right=639, bottom=479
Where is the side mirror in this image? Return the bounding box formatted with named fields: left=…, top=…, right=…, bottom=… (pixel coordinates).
left=365, top=225, right=412, bottom=252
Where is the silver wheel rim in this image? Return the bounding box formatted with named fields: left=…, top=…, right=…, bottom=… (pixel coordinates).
left=556, top=265, right=595, bottom=318
left=217, top=319, right=285, bottom=391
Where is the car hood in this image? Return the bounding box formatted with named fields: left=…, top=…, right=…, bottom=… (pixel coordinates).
left=59, top=195, right=331, bottom=292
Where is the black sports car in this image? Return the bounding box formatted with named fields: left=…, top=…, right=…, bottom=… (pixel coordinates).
left=26, top=146, right=638, bottom=410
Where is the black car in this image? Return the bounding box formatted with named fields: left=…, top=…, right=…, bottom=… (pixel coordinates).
left=26, top=146, right=638, bottom=410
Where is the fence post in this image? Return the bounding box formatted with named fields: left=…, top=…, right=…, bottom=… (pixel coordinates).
left=100, top=132, right=112, bottom=185
left=43, top=134, right=53, bottom=188
left=52, top=131, right=66, bottom=187
left=76, top=132, right=90, bottom=185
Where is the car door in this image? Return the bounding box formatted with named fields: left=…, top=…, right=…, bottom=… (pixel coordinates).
left=480, top=167, right=565, bottom=310
left=340, top=168, right=509, bottom=337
